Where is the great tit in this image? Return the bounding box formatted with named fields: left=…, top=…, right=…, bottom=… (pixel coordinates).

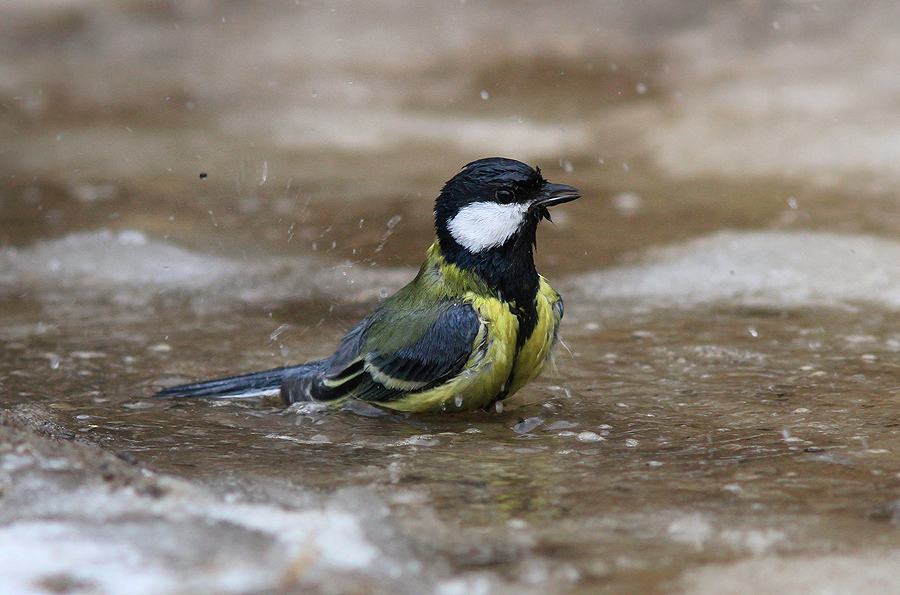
left=153, top=157, right=580, bottom=412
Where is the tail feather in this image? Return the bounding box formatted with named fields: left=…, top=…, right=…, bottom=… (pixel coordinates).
left=153, top=366, right=298, bottom=399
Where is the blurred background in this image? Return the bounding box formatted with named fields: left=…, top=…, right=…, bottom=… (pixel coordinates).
left=5, top=1, right=900, bottom=595
left=5, top=0, right=900, bottom=275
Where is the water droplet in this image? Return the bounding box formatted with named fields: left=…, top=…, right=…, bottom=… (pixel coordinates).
left=512, top=417, right=544, bottom=434
left=480, top=90, right=489, bottom=100
left=44, top=353, right=61, bottom=369
left=454, top=394, right=464, bottom=408
left=494, top=401, right=504, bottom=413
left=613, top=193, right=641, bottom=217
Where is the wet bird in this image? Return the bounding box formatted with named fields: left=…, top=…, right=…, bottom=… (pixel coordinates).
left=153, top=157, right=580, bottom=412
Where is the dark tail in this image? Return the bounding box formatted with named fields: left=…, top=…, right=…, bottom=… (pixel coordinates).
left=153, top=365, right=301, bottom=400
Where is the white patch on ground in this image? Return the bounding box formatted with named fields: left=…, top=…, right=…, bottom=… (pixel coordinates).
left=666, top=514, right=785, bottom=558
left=448, top=201, right=528, bottom=252
left=0, top=498, right=380, bottom=595
left=569, top=231, right=900, bottom=309
left=0, top=415, right=388, bottom=595
left=0, top=448, right=383, bottom=595
left=682, top=553, right=900, bottom=595
left=667, top=515, right=714, bottom=551
left=0, top=230, right=411, bottom=309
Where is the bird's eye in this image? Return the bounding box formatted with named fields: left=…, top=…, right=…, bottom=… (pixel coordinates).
left=496, top=188, right=514, bottom=203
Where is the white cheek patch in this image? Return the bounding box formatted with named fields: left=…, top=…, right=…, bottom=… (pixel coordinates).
left=447, top=201, right=529, bottom=253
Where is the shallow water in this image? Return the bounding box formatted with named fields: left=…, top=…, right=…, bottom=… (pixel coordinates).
left=5, top=1, right=900, bottom=594
left=7, top=297, right=900, bottom=593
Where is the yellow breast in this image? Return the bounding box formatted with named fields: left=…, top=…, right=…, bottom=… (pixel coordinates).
left=505, top=276, right=561, bottom=395
left=387, top=277, right=561, bottom=412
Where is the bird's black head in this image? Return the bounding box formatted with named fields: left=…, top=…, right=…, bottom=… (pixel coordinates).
left=434, top=158, right=579, bottom=294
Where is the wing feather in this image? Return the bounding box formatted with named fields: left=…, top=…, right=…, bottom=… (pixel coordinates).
left=283, top=300, right=483, bottom=405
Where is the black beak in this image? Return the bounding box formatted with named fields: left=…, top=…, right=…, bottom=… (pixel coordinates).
left=535, top=183, right=580, bottom=208
left=531, top=182, right=579, bottom=222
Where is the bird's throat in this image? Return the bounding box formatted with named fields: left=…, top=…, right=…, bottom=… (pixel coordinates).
left=437, top=234, right=542, bottom=350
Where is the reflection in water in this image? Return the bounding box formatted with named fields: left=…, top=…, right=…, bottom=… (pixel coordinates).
left=4, top=0, right=900, bottom=593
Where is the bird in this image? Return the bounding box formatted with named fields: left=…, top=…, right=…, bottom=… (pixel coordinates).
left=152, top=157, right=580, bottom=412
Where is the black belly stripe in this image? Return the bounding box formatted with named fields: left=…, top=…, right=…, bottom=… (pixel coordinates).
left=487, top=294, right=539, bottom=408
left=511, top=298, right=538, bottom=351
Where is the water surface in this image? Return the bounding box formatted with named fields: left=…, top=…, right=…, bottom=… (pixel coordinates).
left=4, top=1, right=900, bottom=594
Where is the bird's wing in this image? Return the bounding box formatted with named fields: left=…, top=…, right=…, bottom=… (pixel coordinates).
left=551, top=293, right=563, bottom=344
left=539, top=276, right=564, bottom=346
left=299, top=300, right=483, bottom=404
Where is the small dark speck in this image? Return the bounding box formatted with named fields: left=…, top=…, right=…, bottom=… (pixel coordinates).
left=199, top=172, right=208, bottom=179
left=141, top=484, right=169, bottom=499
left=115, top=451, right=140, bottom=465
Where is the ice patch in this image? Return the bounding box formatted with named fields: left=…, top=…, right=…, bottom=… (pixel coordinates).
left=682, top=552, right=900, bottom=595
left=0, top=441, right=385, bottom=595
left=0, top=230, right=410, bottom=308
left=207, top=504, right=378, bottom=570
left=668, top=515, right=714, bottom=551
left=0, top=503, right=379, bottom=595
left=0, top=522, right=179, bottom=595
left=0, top=229, right=239, bottom=289
left=569, top=231, right=900, bottom=309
